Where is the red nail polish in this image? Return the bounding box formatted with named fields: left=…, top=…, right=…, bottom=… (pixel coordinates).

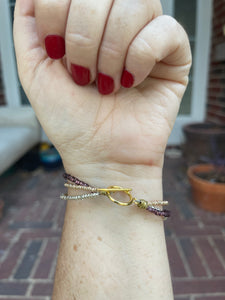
left=45, top=35, right=65, bottom=59
left=121, top=69, right=134, bottom=88
left=98, top=73, right=114, bottom=95
left=71, top=64, right=90, bottom=86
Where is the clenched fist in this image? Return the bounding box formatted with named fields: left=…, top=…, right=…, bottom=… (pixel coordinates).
left=14, top=0, right=191, bottom=188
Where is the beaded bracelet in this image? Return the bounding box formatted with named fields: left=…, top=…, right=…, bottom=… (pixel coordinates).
left=61, top=173, right=171, bottom=219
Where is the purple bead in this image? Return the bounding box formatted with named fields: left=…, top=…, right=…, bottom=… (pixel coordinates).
left=163, top=210, right=171, bottom=218
left=63, top=173, right=91, bottom=187
left=146, top=206, right=171, bottom=218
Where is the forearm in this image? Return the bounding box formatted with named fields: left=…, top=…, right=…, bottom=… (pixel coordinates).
left=52, top=166, right=173, bottom=300
left=14, top=1, right=190, bottom=299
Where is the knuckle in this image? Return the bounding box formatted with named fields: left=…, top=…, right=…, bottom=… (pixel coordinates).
left=161, top=15, right=189, bottom=48
left=66, top=32, right=96, bottom=49
left=36, top=0, right=64, bottom=9
left=36, top=0, right=55, bottom=10
left=160, top=15, right=177, bottom=26
left=35, top=0, right=68, bottom=21
left=129, top=37, right=155, bottom=61
left=100, top=42, right=123, bottom=60
left=161, top=15, right=182, bottom=37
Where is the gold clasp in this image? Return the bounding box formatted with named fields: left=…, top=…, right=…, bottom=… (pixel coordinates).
left=98, top=186, right=134, bottom=206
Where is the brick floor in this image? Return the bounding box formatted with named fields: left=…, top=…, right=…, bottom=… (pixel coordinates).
left=0, top=156, right=224, bottom=299
left=164, top=157, right=225, bottom=300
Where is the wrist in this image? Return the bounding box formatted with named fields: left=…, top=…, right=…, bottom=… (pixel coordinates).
left=63, top=162, right=163, bottom=201
left=56, top=161, right=172, bottom=299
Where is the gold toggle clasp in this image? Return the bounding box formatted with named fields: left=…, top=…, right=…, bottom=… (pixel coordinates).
left=98, top=186, right=134, bottom=206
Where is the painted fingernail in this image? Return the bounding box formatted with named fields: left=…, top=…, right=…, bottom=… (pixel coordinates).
left=98, top=73, right=114, bottom=95
left=45, top=35, right=65, bottom=59
left=121, top=69, right=134, bottom=88
left=71, top=64, right=91, bottom=86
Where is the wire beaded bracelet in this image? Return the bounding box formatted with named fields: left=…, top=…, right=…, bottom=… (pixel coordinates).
left=61, top=173, right=171, bottom=219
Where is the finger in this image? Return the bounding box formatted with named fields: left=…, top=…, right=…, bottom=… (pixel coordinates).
left=14, top=0, right=36, bottom=54
left=123, top=16, right=192, bottom=89
left=14, top=0, right=75, bottom=109
left=97, top=0, right=162, bottom=95
left=65, top=0, right=113, bottom=86
left=35, top=0, right=71, bottom=59
left=14, top=0, right=46, bottom=89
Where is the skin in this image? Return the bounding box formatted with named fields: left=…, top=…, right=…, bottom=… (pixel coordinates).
left=13, top=0, right=192, bottom=299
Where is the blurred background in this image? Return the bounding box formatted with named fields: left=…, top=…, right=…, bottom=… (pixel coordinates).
left=0, top=0, right=225, bottom=299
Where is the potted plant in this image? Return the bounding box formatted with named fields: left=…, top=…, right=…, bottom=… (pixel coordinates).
left=188, top=147, right=225, bottom=213
left=183, top=122, right=225, bottom=167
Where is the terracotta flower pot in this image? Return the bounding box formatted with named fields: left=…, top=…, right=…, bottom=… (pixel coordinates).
left=188, top=164, right=225, bottom=213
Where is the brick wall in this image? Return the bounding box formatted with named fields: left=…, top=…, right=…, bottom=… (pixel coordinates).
left=0, top=55, right=6, bottom=106
left=207, top=0, right=225, bottom=124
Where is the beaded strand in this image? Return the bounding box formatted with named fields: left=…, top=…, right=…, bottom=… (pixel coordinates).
left=61, top=173, right=171, bottom=219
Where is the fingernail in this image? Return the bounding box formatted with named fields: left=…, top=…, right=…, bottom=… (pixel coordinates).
left=45, top=35, right=65, bottom=59
left=121, top=69, right=134, bottom=88
left=98, top=73, right=114, bottom=95
left=71, top=64, right=91, bottom=86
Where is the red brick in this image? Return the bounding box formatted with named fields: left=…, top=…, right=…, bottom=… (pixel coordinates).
left=31, top=283, right=53, bottom=296
left=203, top=219, right=225, bottom=227
left=180, top=238, right=207, bottom=277
left=196, top=297, right=225, bottom=300
left=0, top=298, right=44, bottom=300
left=173, top=278, right=225, bottom=295
left=174, top=226, right=222, bottom=237
left=33, top=239, right=59, bottom=279
left=13, top=205, right=34, bottom=222
left=197, top=239, right=225, bottom=277
left=0, top=239, right=25, bottom=279
left=20, top=230, right=61, bottom=240
left=14, top=240, right=42, bottom=279
left=56, top=204, right=66, bottom=228
left=0, top=237, right=10, bottom=251
left=9, top=221, right=52, bottom=229
left=0, top=282, right=28, bottom=295
left=206, top=0, right=225, bottom=126
left=43, top=200, right=59, bottom=221
left=167, top=215, right=198, bottom=227
left=28, top=196, right=52, bottom=222
left=167, top=238, right=188, bottom=278
left=213, top=238, right=225, bottom=262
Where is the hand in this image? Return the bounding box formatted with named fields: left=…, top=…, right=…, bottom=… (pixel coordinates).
left=14, top=0, right=191, bottom=189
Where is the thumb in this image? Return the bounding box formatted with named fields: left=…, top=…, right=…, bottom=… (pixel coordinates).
left=13, top=0, right=46, bottom=89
